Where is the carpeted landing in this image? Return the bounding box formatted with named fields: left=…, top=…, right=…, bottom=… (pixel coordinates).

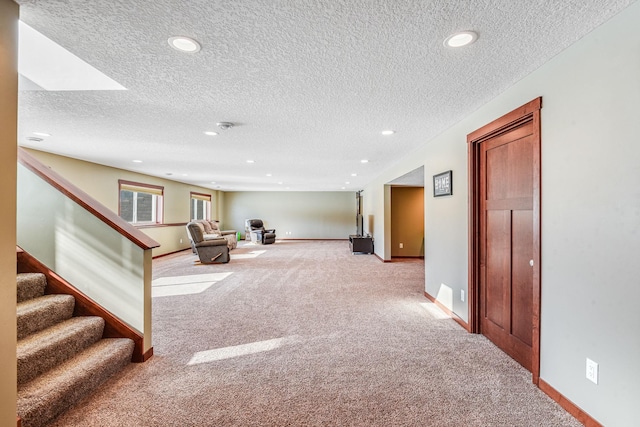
left=49, top=240, right=581, bottom=426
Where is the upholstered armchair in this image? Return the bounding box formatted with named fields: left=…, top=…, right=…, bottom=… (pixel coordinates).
left=244, top=219, right=276, bottom=244
left=186, top=221, right=230, bottom=263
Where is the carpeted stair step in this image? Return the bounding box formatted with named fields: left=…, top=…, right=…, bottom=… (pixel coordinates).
left=17, top=294, right=75, bottom=340
left=17, top=338, right=134, bottom=427
left=17, top=273, right=46, bottom=303
left=17, top=316, right=106, bottom=386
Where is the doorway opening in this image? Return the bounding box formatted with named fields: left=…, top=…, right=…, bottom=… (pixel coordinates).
left=386, top=166, right=425, bottom=262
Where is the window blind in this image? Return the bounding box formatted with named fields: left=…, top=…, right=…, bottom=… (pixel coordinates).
left=191, top=193, right=211, bottom=201
left=120, top=181, right=163, bottom=196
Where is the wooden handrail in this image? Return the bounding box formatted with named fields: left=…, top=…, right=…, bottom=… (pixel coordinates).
left=18, top=148, right=159, bottom=250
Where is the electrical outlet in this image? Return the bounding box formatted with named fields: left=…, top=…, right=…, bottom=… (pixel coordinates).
left=460, top=290, right=465, bottom=302
left=399, top=243, right=403, bottom=249
left=586, top=358, right=598, bottom=384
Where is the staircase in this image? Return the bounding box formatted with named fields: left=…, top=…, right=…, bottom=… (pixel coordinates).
left=16, top=272, right=134, bottom=427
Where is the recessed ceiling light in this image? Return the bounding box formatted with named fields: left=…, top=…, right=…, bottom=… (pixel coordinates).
left=361, top=159, right=369, bottom=164
left=204, top=131, right=218, bottom=136
left=33, top=132, right=51, bottom=137
left=210, top=181, right=216, bottom=184
left=266, top=173, right=272, bottom=177
left=168, top=36, right=201, bottom=53
left=381, top=130, right=395, bottom=136
left=278, top=181, right=283, bottom=185
left=345, top=181, right=350, bottom=185
left=132, top=160, right=143, bottom=163
left=246, top=160, right=255, bottom=164
left=444, top=31, right=478, bottom=48
left=351, top=173, right=357, bottom=177
left=182, top=174, right=188, bottom=176
left=341, top=187, right=346, bottom=190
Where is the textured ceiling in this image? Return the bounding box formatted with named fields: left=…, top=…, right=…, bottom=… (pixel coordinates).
left=16, top=0, right=636, bottom=191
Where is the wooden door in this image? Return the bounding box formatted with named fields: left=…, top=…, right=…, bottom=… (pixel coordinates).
left=480, top=122, right=534, bottom=370
left=467, top=97, right=541, bottom=381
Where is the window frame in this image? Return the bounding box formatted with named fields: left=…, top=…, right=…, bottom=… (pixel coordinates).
left=190, top=192, right=212, bottom=221
left=118, top=180, right=164, bottom=225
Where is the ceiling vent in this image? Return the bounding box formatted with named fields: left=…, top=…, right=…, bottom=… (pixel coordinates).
left=216, top=122, right=234, bottom=130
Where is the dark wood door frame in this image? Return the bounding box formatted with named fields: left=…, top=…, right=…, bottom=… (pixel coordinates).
left=467, top=97, right=542, bottom=384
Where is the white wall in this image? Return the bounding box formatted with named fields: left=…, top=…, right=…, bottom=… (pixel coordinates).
left=223, top=191, right=355, bottom=239
left=0, top=0, right=18, bottom=423
left=363, top=3, right=640, bottom=425
left=535, top=5, right=639, bottom=424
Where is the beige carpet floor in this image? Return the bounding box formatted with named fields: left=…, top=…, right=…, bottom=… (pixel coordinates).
left=49, top=240, right=580, bottom=426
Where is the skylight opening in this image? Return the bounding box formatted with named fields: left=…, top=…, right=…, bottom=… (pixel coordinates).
left=18, top=21, right=126, bottom=91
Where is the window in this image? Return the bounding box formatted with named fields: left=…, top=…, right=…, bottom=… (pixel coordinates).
left=119, top=180, right=164, bottom=224
left=190, top=192, right=211, bottom=221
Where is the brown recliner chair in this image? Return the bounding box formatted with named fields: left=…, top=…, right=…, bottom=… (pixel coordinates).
left=244, top=219, right=276, bottom=244
left=186, top=221, right=230, bottom=263
left=197, top=220, right=237, bottom=250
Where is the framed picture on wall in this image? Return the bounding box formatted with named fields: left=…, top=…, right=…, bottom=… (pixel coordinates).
left=433, top=170, right=452, bottom=197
